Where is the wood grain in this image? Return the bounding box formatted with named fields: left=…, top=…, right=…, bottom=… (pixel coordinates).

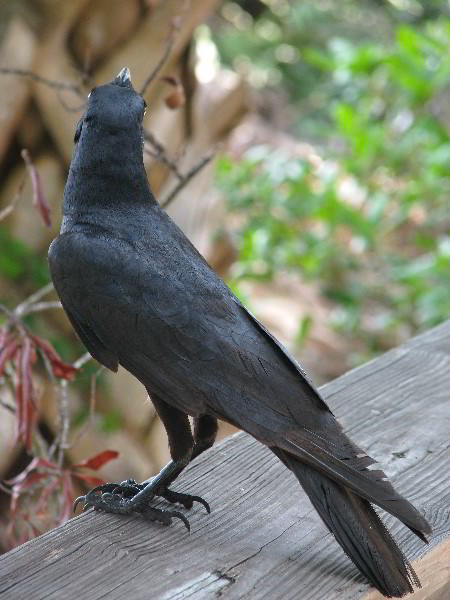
left=0, top=321, right=448, bottom=600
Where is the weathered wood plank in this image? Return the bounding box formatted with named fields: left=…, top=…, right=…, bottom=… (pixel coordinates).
left=0, top=321, right=449, bottom=600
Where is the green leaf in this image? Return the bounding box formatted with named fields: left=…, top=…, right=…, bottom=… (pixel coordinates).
left=295, top=315, right=313, bottom=347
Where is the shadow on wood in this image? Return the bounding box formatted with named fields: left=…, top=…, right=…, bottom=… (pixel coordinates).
left=0, top=321, right=449, bottom=600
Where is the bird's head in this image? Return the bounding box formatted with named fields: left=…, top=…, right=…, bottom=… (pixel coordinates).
left=63, top=67, right=155, bottom=215
left=74, top=67, right=146, bottom=147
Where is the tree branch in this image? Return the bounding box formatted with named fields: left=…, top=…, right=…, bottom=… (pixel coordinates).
left=67, top=365, right=103, bottom=450
left=139, top=16, right=182, bottom=96
left=55, top=90, right=86, bottom=113
left=14, top=282, right=56, bottom=318
left=0, top=173, right=26, bottom=222
left=73, top=352, right=92, bottom=370
left=160, top=149, right=217, bottom=209
left=0, top=397, right=15, bottom=415
left=144, top=129, right=184, bottom=179
left=19, top=301, right=62, bottom=316
left=0, top=68, right=84, bottom=98
left=0, top=481, right=12, bottom=495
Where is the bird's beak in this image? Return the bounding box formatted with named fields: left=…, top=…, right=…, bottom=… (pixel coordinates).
left=112, top=67, right=132, bottom=88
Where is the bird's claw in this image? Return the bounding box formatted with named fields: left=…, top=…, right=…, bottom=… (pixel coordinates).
left=160, top=488, right=210, bottom=513
left=73, top=483, right=125, bottom=512
left=73, top=483, right=191, bottom=530
left=73, top=495, right=86, bottom=513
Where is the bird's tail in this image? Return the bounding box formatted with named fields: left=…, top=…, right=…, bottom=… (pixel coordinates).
left=282, top=451, right=421, bottom=598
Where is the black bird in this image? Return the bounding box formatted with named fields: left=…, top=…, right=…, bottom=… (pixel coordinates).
left=49, top=68, right=431, bottom=598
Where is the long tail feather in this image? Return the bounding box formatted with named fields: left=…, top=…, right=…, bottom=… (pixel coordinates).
left=282, top=431, right=431, bottom=541
left=282, top=451, right=422, bottom=598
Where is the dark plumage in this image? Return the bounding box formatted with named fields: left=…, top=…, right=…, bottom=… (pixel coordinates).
left=49, top=68, right=431, bottom=598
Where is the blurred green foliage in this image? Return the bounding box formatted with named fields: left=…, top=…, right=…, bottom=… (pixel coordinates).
left=215, top=0, right=450, bottom=361
left=0, top=228, right=50, bottom=286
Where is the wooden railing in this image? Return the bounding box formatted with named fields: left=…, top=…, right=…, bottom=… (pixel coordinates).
left=0, top=321, right=448, bottom=600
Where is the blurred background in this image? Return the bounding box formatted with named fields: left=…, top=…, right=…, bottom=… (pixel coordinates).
left=0, top=0, right=449, bottom=549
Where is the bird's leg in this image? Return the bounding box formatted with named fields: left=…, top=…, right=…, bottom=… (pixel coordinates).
left=74, top=398, right=196, bottom=528
left=193, top=414, right=219, bottom=460
left=146, top=398, right=217, bottom=512
left=107, top=414, right=218, bottom=511
left=159, top=414, right=218, bottom=510
left=74, top=398, right=217, bottom=528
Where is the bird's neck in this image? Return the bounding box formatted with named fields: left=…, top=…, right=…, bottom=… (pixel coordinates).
left=62, top=131, right=157, bottom=230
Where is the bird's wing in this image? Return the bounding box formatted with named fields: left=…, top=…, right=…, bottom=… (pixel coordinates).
left=48, top=224, right=240, bottom=413
left=48, top=222, right=381, bottom=450
left=61, top=299, right=119, bottom=372
left=48, top=222, right=325, bottom=426
left=49, top=235, right=120, bottom=371
left=217, top=299, right=430, bottom=537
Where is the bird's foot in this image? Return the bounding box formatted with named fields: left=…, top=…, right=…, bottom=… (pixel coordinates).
left=73, top=482, right=191, bottom=530
left=111, top=478, right=210, bottom=513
